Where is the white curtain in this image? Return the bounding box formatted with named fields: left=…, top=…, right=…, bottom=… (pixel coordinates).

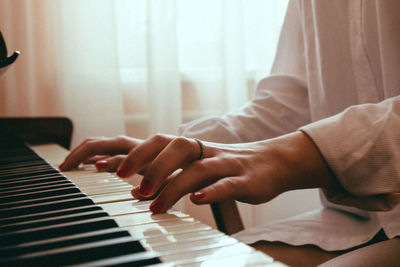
left=0, top=0, right=292, bottom=228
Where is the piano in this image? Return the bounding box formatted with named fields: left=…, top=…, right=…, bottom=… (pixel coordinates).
left=0, top=123, right=286, bottom=266
left=0, top=31, right=285, bottom=266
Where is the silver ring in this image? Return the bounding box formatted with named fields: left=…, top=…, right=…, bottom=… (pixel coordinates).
left=194, top=138, right=204, bottom=160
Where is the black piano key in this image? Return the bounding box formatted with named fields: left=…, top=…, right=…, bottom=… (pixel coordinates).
left=0, top=166, right=57, bottom=175
left=0, top=160, right=46, bottom=170
left=0, top=196, right=94, bottom=218
left=0, top=172, right=66, bottom=184
left=0, top=155, right=42, bottom=165
left=0, top=186, right=81, bottom=203
left=0, top=217, right=119, bottom=246
left=0, top=192, right=87, bottom=210
left=0, top=210, right=109, bottom=233
left=0, top=228, right=130, bottom=258
left=0, top=174, right=67, bottom=188
left=0, top=169, right=60, bottom=180
left=0, top=205, right=103, bottom=226
left=0, top=140, right=163, bottom=266
left=0, top=181, right=74, bottom=196
left=0, top=178, right=69, bottom=191
left=0, top=161, right=52, bottom=173
left=0, top=236, right=148, bottom=266
left=67, top=252, right=162, bottom=267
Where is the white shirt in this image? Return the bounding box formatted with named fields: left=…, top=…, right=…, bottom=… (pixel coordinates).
left=180, top=0, right=400, bottom=251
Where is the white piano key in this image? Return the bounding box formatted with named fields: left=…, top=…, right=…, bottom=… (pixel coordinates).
left=91, top=192, right=134, bottom=204
left=180, top=251, right=275, bottom=267
left=100, top=200, right=150, bottom=216
left=125, top=219, right=207, bottom=238
left=115, top=211, right=190, bottom=226
left=153, top=235, right=237, bottom=254
left=142, top=229, right=224, bottom=247
left=82, top=185, right=133, bottom=196
left=160, top=242, right=253, bottom=264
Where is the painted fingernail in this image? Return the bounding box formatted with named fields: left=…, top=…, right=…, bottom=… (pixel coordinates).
left=95, top=160, right=108, bottom=170
left=130, top=187, right=140, bottom=199
left=150, top=199, right=164, bottom=213
left=117, top=162, right=131, bottom=178
left=193, top=191, right=205, bottom=199
left=139, top=179, right=153, bottom=196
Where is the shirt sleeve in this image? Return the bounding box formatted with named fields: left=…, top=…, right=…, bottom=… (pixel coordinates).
left=180, top=0, right=310, bottom=143
left=301, top=95, right=400, bottom=211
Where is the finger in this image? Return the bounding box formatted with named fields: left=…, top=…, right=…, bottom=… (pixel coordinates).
left=60, top=137, right=97, bottom=169
left=116, top=134, right=175, bottom=179
left=60, top=136, right=137, bottom=171
left=95, top=155, right=126, bottom=172
left=149, top=158, right=241, bottom=213
left=137, top=137, right=201, bottom=197
left=190, top=177, right=246, bottom=204
left=84, top=155, right=110, bottom=164
left=131, top=172, right=178, bottom=200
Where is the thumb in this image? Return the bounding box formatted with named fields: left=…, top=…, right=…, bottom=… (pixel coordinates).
left=190, top=177, right=243, bottom=204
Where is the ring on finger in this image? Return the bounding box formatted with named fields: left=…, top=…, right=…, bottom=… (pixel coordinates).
left=194, top=138, right=204, bottom=160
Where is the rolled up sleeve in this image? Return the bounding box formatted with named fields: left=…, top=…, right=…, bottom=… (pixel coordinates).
left=301, top=95, right=400, bottom=211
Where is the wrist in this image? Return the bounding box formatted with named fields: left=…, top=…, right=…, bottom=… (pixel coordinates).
left=269, top=131, right=338, bottom=193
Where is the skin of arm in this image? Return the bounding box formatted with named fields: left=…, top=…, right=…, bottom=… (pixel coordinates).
left=60, top=131, right=338, bottom=213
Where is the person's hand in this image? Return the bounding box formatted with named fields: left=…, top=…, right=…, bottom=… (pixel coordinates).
left=59, top=135, right=143, bottom=172
left=116, top=131, right=338, bottom=213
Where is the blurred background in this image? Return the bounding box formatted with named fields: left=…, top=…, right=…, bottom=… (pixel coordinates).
left=0, top=0, right=321, bottom=229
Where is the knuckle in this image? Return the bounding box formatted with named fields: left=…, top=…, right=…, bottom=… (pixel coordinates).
left=171, top=136, right=192, bottom=148
left=113, top=155, right=126, bottom=161
left=190, top=161, right=208, bottom=174
left=223, top=178, right=242, bottom=193
left=210, top=183, right=224, bottom=197
left=83, top=137, right=96, bottom=144
left=81, top=140, right=98, bottom=155
left=151, top=133, right=166, bottom=143
left=116, top=135, right=133, bottom=145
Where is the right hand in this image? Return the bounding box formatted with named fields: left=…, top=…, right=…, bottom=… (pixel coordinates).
left=59, top=135, right=143, bottom=172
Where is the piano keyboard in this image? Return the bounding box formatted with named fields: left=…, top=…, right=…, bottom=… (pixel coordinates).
left=1, top=141, right=286, bottom=266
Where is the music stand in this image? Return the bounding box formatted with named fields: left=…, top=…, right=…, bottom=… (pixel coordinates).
left=0, top=31, right=20, bottom=78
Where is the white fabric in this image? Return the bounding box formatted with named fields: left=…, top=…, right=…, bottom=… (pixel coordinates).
left=0, top=0, right=288, bottom=148
left=180, top=0, right=400, bottom=250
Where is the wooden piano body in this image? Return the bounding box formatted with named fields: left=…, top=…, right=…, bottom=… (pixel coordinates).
left=0, top=117, right=285, bottom=266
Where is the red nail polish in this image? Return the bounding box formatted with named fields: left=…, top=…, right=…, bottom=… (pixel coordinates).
left=150, top=199, right=163, bottom=213
left=130, top=187, right=139, bottom=198
left=193, top=191, right=205, bottom=199
left=117, top=162, right=131, bottom=178
left=139, top=179, right=153, bottom=196
left=95, top=160, right=107, bottom=170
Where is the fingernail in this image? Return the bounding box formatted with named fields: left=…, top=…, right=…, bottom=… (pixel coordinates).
left=117, top=162, right=131, bottom=178
left=193, top=191, right=205, bottom=199
left=130, top=187, right=140, bottom=199
left=95, top=160, right=108, bottom=170
left=150, top=199, right=164, bottom=213
left=139, top=179, right=153, bottom=196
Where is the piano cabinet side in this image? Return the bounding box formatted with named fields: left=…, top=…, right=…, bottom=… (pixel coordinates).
left=0, top=117, right=73, bottom=149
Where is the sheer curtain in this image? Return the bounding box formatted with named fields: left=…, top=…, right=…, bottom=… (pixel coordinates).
left=0, top=0, right=292, bottom=227
left=0, top=0, right=126, bottom=147
left=117, top=0, right=289, bottom=138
